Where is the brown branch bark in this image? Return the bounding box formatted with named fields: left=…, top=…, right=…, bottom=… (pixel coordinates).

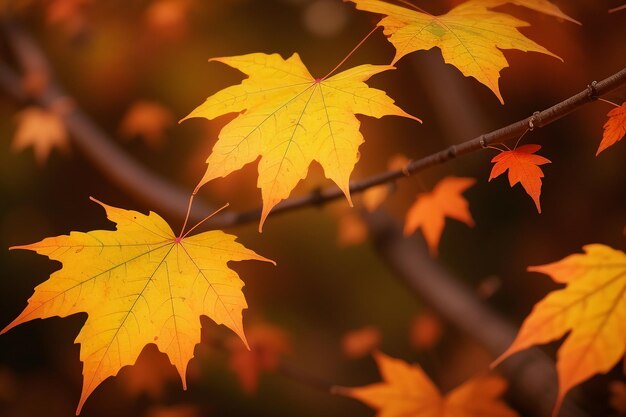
left=204, top=67, right=626, bottom=229
left=363, top=209, right=590, bottom=417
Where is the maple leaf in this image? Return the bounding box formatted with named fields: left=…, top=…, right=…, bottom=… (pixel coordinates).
left=337, top=212, right=369, bottom=247
left=1, top=198, right=274, bottom=414
left=493, top=245, right=626, bottom=415
left=119, top=100, right=175, bottom=148
left=362, top=185, right=390, bottom=212
left=347, top=0, right=561, bottom=103
left=12, top=106, right=69, bottom=164
left=484, top=0, right=580, bottom=24
left=182, top=52, right=420, bottom=231
left=597, top=102, right=626, bottom=155
left=488, top=144, right=550, bottom=213
left=410, top=312, right=443, bottom=351
left=341, top=326, right=382, bottom=359
left=338, top=352, right=519, bottom=417
left=403, top=176, right=475, bottom=255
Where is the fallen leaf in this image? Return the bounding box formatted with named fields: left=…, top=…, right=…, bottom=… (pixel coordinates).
left=488, top=144, right=550, bottom=213
left=1, top=198, right=274, bottom=414
left=347, top=0, right=561, bottom=103
left=410, top=312, right=443, bottom=350
left=403, top=176, right=475, bottom=255
left=226, top=323, right=290, bottom=394
left=338, top=352, right=519, bottom=417
left=341, top=326, right=381, bottom=359
left=597, top=102, right=626, bottom=155
left=337, top=212, right=369, bottom=247
left=182, top=52, right=420, bottom=231
left=119, top=100, right=175, bottom=148
left=12, top=106, right=69, bottom=164
left=494, top=245, right=626, bottom=415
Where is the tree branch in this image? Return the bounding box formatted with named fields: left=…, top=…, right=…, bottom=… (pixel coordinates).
left=0, top=20, right=213, bottom=224
left=1, top=19, right=624, bottom=231
left=363, top=209, right=590, bottom=417
left=205, top=68, right=626, bottom=229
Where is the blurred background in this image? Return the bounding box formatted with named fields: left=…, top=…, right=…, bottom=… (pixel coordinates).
left=0, top=0, right=625, bottom=416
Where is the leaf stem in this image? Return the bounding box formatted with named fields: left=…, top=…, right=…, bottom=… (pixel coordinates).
left=321, top=25, right=380, bottom=81
left=513, top=128, right=530, bottom=150
left=179, top=194, right=195, bottom=238
left=182, top=203, right=230, bottom=239
left=598, top=97, right=621, bottom=107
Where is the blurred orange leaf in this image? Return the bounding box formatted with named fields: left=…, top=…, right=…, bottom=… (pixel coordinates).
left=119, top=100, right=175, bottom=148
left=403, top=176, right=475, bottom=255
left=12, top=106, right=69, bottom=164
left=338, top=352, right=519, bottom=417
left=362, top=185, right=390, bottom=212
left=337, top=212, right=368, bottom=247
left=387, top=153, right=410, bottom=172
left=410, top=312, right=443, bottom=351
left=341, top=326, right=381, bottom=359
left=182, top=52, right=419, bottom=231
left=494, top=244, right=626, bottom=415
left=597, top=102, right=626, bottom=155
left=347, top=0, right=561, bottom=103
left=489, top=144, right=550, bottom=213
left=1, top=198, right=274, bottom=413
left=226, top=323, right=290, bottom=394
left=144, top=0, right=191, bottom=40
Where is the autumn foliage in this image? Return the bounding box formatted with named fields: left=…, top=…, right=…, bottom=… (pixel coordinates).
left=0, top=1, right=625, bottom=417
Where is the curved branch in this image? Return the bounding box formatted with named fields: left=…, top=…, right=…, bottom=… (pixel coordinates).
left=205, top=68, right=626, bottom=229
left=0, top=21, right=213, bottom=224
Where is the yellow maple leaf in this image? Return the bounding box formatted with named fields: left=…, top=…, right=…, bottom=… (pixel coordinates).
left=347, top=0, right=562, bottom=103
left=182, top=53, right=420, bottom=231
left=338, top=351, right=519, bottom=417
left=1, top=198, right=274, bottom=414
left=12, top=106, right=69, bottom=164
left=484, top=0, right=580, bottom=24
left=494, top=244, right=626, bottom=415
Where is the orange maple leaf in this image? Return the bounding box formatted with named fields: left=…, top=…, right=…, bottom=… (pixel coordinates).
left=1, top=198, right=274, bottom=414
left=403, top=176, right=475, bottom=255
left=12, top=106, right=69, bottom=164
left=410, top=312, right=443, bottom=351
left=226, top=323, right=290, bottom=394
left=338, top=352, right=519, bottom=417
left=119, top=100, right=175, bottom=148
left=341, top=326, right=382, bottom=359
left=493, top=244, right=626, bottom=415
left=488, top=144, right=550, bottom=213
left=597, top=102, right=626, bottom=155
